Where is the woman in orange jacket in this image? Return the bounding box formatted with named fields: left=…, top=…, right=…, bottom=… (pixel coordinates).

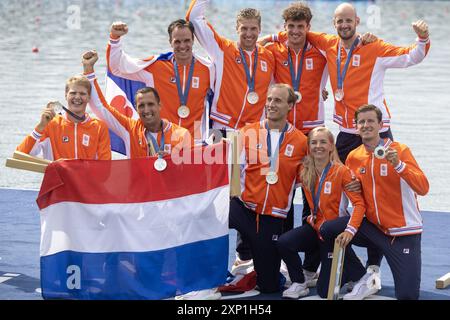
left=277, top=126, right=367, bottom=299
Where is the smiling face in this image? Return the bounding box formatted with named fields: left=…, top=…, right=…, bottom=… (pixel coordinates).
left=355, top=110, right=383, bottom=144
left=136, top=91, right=161, bottom=129
left=284, top=19, right=310, bottom=49
left=308, top=129, right=334, bottom=162
left=333, top=4, right=360, bottom=41
left=236, top=18, right=261, bottom=51
left=169, top=26, right=194, bottom=64
left=265, top=86, right=294, bottom=123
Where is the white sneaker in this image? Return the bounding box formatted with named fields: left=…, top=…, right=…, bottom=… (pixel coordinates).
left=231, top=257, right=254, bottom=276
left=343, top=272, right=381, bottom=300
left=367, top=265, right=381, bottom=277
left=303, top=270, right=318, bottom=288
left=282, top=282, right=309, bottom=299
left=175, top=288, right=221, bottom=300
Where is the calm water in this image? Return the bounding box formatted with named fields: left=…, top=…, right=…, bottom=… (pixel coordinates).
left=0, top=0, right=449, bottom=211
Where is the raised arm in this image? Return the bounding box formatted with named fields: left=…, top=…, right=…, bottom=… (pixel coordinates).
left=82, top=50, right=135, bottom=141
left=186, top=0, right=229, bottom=62
left=377, top=19, right=430, bottom=68
left=107, top=21, right=154, bottom=84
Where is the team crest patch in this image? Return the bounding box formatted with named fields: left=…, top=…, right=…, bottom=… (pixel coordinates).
left=324, top=181, right=332, bottom=194
left=256, top=143, right=262, bottom=150
left=164, top=144, right=171, bottom=154
left=82, top=134, right=90, bottom=147
left=283, top=60, right=289, bottom=66
left=62, top=136, right=69, bottom=143
left=260, top=60, right=268, bottom=72
left=380, top=164, right=388, bottom=176
left=306, top=58, right=314, bottom=70
left=170, top=77, right=176, bottom=83
left=352, top=54, right=360, bottom=67
left=403, top=248, right=410, bottom=254
left=360, top=167, right=366, bottom=174
left=235, top=57, right=242, bottom=64
left=192, top=77, right=199, bottom=89
left=284, top=144, right=294, bottom=157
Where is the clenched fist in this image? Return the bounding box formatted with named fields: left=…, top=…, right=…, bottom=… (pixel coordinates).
left=110, top=21, right=128, bottom=38
left=412, top=19, right=429, bottom=39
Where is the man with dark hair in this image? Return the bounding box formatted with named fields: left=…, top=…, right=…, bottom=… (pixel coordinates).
left=263, top=2, right=329, bottom=287
left=107, top=19, right=214, bottom=145
left=345, top=104, right=429, bottom=300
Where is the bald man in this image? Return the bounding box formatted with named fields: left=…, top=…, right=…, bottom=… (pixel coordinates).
left=262, top=1, right=430, bottom=299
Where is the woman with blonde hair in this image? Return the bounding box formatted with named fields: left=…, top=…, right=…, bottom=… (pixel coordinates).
left=277, top=126, right=367, bottom=299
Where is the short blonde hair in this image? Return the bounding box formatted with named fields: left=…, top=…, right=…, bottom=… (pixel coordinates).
left=65, top=75, right=91, bottom=95
left=236, top=8, right=261, bottom=27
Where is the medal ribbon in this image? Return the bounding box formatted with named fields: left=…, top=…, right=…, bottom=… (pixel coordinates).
left=336, top=37, right=359, bottom=90
left=173, top=56, right=195, bottom=107
left=288, top=41, right=308, bottom=92
left=265, top=121, right=289, bottom=172
left=239, top=47, right=258, bottom=94
left=146, top=121, right=165, bottom=157
left=312, top=162, right=332, bottom=220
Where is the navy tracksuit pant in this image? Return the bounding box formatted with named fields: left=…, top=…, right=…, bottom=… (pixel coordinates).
left=352, top=219, right=422, bottom=300
left=229, top=198, right=284, bottom=293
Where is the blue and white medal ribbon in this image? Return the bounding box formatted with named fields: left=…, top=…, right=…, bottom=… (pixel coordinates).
left=312, top=162, right=332, bottom=222
left=146, top=122, right=167, bottom=171
left=265, top=121, right=289, bottom=185
left=335, top=37, right=359, bottom=101
left=239, top=47, right=259, bottom=105
left=174, top=56, right=195, bottom=119
left=288, top=41, right=308, bottom=103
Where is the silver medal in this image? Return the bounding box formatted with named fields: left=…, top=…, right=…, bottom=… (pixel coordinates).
left=266, top=171, right=279, bottom=185
left=374, top=146, right=386, bottom=159
left=51, top=101, right=64, bottom=114
left=295, top=91, right=302, bottom=103
left=177, top=105, right=190, bottom=119
left=154, top=158, right=167, bottom=172
left=334, top=89, right=344, bottom=102
left=247, top=91, right=259, bottom=105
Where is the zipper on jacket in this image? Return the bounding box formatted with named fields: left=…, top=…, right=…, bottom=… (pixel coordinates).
left=235, top=51, right=254, bottom=129
left=74, top=123, right=78, bottom=159
left=370, top=154, right=381, bottom=225
left=260, top=184, right=271, bottom=215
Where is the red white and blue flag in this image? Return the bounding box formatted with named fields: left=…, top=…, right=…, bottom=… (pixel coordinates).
left=36, top=145, right=230, bottom=300
left=105, top=70, right=144, bottom=155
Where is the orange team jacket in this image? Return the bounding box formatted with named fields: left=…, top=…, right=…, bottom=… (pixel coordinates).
left=265, top=41, right=328, bottom=134
left=187, top=0, right=275, bottom=130
left=300, top=162, right=366, bottom=236
left=346, top=139, right=429, bottom=236
left=275, top=31, right=430, bottom=133
left=107, top=36, right=214, bottom=144
left=238, top=120, right=307, bottom=218
left=86, top=72, right=191, bottom=159
left=17, top=114, right=111, bottom=161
